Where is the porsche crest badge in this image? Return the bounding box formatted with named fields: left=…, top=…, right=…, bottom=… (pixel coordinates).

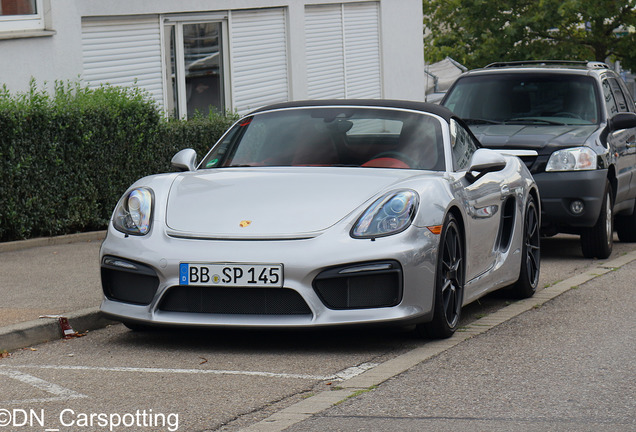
left=239, top=220, right=252, bottom=228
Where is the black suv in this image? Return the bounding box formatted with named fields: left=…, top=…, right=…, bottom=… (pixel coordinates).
left=442, top=61, right=636, bottom=258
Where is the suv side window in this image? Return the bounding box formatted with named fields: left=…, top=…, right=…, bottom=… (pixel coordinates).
left=450, top=119, right=477, bottom=171
left=614, top=77, right=636, bottom=113
left=608, top=78, right=629, bottom=112
left=602, top=79, right=620, bottom=116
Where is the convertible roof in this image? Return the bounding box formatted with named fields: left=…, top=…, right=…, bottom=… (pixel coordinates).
left=249, top=99, right=455, bottom=121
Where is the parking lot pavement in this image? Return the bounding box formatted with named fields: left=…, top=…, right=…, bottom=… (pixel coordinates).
left=0, top=232, right=635, bottom=431
left=237, top=254, right=636, bottom=432
left=0, top=232, right=110, bottom=353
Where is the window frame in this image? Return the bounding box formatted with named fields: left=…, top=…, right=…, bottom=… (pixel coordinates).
left=161, top=13, right=231, bottom=118
left=0, top=0, right=45, bottom=32
left=450, top=119, right=478, bottom=172
left=602, top=78, right=620, bottom=118
left=606, top=77, right=635, bottom=114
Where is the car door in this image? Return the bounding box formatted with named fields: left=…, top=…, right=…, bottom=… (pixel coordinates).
left=449, top=120, right=509, bottom=292
left=603, top=77, right=636, bottom=204
left=614, top=77, right=636, bottom=197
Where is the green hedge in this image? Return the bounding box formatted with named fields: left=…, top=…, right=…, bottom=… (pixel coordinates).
left=0, top=81, right=238, bottom=242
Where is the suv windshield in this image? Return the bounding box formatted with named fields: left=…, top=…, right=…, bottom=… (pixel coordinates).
left=201, top=107, right=445, bottom=170
left=443, top=73, right=600, bottom=126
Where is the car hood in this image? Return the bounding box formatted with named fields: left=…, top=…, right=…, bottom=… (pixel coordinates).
left=469, top=124, right=599, bottom=151
left=165, top=167, right=418, bottom=238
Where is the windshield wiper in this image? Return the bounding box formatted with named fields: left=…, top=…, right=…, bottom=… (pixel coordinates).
left=462, top=118, right=503, bottom=125
left=505, top=117, right=568, bottom=126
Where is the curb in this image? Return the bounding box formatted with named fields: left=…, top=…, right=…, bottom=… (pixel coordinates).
left=1, top=231, right=109, bottom=353
left=0, top=308, right=116, bottom=353
left=0, top=231, right=107, bottom=253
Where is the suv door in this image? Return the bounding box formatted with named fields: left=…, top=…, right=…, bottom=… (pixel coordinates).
left=602, top=77, right=636, bottom=205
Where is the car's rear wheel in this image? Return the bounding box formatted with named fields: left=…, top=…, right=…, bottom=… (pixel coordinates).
left=615, top=199, right=636, bottom=242
left=508, top=195, right=540, bottom=298
left=416, top=213, right=464, bottom=339
left=581, top=181, right=613, bottom=259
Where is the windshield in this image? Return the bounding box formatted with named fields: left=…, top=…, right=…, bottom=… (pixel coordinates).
left=443, top=73, right=600, bottom=126
left=201, top=107, right=445, bottom=170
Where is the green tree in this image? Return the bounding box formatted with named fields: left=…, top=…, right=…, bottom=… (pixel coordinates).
left=423, top=0, right=636, bottom=70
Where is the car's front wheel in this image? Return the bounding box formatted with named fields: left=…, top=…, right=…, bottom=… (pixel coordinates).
left=508, top=195, right=540, bottom=298
left=581, top=181, right=613, bottom=259
left=416, top=213, right=464, bottom=339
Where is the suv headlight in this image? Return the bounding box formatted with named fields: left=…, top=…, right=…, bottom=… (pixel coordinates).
left=351, top=190, right=419, bottom=238
left=546, top=147, right=597, bottom=171
left=113, top=187, right=154, bottom=235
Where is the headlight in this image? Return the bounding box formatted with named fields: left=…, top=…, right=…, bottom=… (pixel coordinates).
left=546, top=147, right=597, bottom=172
left=351, top=190, right=419, bottom=238
left=113, top=187, right=154, bottom=235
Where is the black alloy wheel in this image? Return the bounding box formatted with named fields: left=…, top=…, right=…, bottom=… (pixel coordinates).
left=509, top=195, right=540, bottom=298
left=417, top=213, right=464, bottom=339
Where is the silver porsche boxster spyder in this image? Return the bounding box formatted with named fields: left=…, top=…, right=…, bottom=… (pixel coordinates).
left=100, top=100, right=541, bottom=338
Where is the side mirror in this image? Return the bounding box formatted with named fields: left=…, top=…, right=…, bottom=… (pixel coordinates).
left=466, top=148, right=506, bottom=182
left=171, top=148, right=197, bottom=172
left=608, top=112, right=636, bottom=133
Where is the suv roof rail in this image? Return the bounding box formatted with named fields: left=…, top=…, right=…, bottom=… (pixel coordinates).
left=484, top=60, right=610, bottom=70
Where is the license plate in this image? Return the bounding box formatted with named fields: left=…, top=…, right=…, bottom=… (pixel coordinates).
left=179, top=263, right=283, bottom=287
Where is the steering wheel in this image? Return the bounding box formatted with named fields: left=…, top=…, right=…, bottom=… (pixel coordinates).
left=554, top=111, right=582, bottom=119
left=368, top=151, right=417, bottom=168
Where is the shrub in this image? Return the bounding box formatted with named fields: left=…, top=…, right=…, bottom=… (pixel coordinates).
left=0, top=80, right=238, bottom=242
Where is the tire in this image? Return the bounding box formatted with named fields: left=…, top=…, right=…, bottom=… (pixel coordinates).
left=615, top=200, right=636, bottom=242
left=416, top=213, right=464, bottom=339
left=581, top=181, right=613, bottom=259
left=508, top=195, right=540, bottom=299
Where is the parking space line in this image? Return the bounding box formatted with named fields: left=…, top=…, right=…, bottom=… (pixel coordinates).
left=0, top=368, right=87, bottom=405
left=6, top=362, right=378, bottom=383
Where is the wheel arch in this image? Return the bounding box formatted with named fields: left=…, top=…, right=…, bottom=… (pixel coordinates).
left=528, top=186, right=541, bottom=222
left=446, top=205, right=466, bottom=254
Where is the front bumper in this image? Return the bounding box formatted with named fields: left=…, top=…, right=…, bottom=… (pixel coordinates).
left=99, top=225, right=438, bottom=328
left=534, top=169, right=607, bottom=231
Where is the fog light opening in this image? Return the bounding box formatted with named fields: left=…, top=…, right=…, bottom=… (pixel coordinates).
left=570, top=200, right=584, bottom=215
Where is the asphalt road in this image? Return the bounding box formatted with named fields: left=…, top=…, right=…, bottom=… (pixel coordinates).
left=0, top=234, right=634, bottom=432
left=285, top=259, right=636, bottom=432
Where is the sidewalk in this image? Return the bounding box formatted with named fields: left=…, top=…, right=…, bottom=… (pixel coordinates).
left=0, top=231, right=114, bottom=353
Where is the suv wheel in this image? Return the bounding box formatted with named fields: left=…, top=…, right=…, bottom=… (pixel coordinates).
left=615, top=200, right=636, bottom=242
left=580, top=180, right=613, bottom=259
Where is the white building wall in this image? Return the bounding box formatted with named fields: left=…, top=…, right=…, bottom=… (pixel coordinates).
left=0, top=0, right=425, bottom=107
left=380, top=0, right=425, bottom=100
left=0, top=0, right=84, bottom=93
